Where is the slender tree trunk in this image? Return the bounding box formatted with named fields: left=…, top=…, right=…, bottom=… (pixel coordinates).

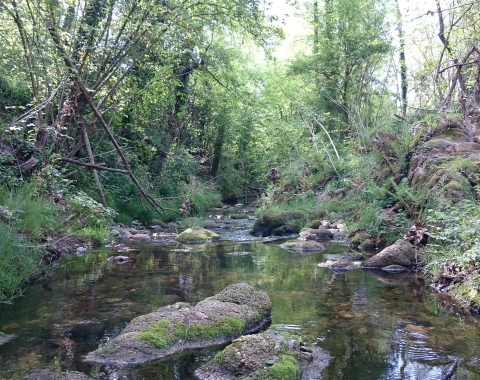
left=395, top=0, right=407, bottom=118
left=210, top=123, right=226, bottom=178
left=81, top=123, right=107, bottom=207
left=313, top=0, right=319, bottom=55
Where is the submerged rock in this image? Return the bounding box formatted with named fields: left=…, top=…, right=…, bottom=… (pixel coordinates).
left=382, top=264, right=407, bottom=273
left=25, top=370, right=90, bottom=380
left=280, top=240, right=326, bottom=253
left=195, top=332, right=330, bottom=380
left=318, top=259, right=361, bottom=272
left=361, top=239, right=423, bottom=269
left=176, top=227, right=220, bottom=244
left=85, top=283, right=271, bottom=365
left=298, top=227, right=333, bottom=241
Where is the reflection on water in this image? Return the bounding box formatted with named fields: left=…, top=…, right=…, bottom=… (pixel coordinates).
left=1, top=236, right=480, bottom=379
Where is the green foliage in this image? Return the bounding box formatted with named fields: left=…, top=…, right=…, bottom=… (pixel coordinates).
left=268, top=354, right=300, bottom=380
left=68, top=191, right=116, bottom=243
left=424, top=201, right=480, bottom=277
left=0, top=223, right=43, bottom=303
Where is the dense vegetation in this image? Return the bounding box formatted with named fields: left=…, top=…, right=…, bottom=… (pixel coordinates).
left=1, top=0, right=480, bottom=306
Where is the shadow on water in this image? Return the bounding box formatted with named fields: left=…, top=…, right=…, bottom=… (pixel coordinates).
left=1, top=221, right=480, bottom=379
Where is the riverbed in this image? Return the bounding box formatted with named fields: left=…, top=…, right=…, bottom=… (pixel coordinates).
left=1, top=215, right=480, bottom=379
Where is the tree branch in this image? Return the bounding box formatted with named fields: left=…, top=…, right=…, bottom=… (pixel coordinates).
left=60, top=157, right=129, bottom=173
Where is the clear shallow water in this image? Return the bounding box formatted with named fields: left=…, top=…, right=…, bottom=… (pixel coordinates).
left=1, top=230, right=480, bottom=379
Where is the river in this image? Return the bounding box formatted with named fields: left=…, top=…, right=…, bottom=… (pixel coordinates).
left=1, top=213, right=480, bottom=379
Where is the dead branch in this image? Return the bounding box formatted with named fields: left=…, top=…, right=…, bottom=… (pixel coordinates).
left=439, top=46, right=480, bottom=113
left=47, top=21, right=165, bottom=213
left=60, top=158, right=129, bottom=173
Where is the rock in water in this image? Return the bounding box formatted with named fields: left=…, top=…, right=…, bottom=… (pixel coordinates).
left=195, top=332, right=330, bottom=380
left=85, top=283, right=271, bottom=365
left=175, top=227, right=220, bottom=244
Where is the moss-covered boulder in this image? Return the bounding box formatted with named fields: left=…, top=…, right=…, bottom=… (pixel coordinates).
left=361, top=239, right=423, bottom=268
left=176, top=227, right=220, bottom=244
left=195, top=332, right=330, bottom=380
left=299, top=227, right=333, bottom=241
left=85, top=283, right=271, bottom=365
left=250, top=211, right=307, bottom=237
left=280, top=240, right=326, bottom=253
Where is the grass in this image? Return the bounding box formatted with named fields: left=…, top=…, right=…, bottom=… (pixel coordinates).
left=0, top=184, right=59, bottom=239
left=0, top=223, right=43, bottom=303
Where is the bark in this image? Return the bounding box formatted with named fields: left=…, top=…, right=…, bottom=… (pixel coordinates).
left=81, top=123, right=107, bottom=207
left=395, top=0, right=407, bottom=118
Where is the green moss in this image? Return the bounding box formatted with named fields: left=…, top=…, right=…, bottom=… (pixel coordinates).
left=139, top=317, right=246, bottom=349
left=138, top=320, right=178, bottom=349
left=268, top=354, right=300, bottom=380
left=187, top=316, right=245, bottom=340
left=451, top=282, right=480, bottom=307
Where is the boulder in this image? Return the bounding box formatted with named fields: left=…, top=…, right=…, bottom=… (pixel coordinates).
left=361, top=239, right=423, bottom=268
left=175, top=227, right=220, bottom=244
left=85, top=283, right=271, bottom=365
left=298, top=228, right=333, bottom=241
left=195, top=332, right=330, bottom=380
left=250, top=211, right=306, bottom=237
left=130, top=233, right=151, bottom=241
left=280, top=240, right=326, bottom=253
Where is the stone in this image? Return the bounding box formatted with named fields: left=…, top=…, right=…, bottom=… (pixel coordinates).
left=361, top=239, right=423, bottom=268
left=195, top=332, right=330, bottom=380
left=298, top=227, right=333, bottom=241
left=280, top=240, right=326, bottom=253
left=85, top=283, right=271, bottom=365
left=175, top=227, right=220, bottom=244
left=250, top=210, right=307, bottom=237
left=25, top=370, right=90, bottom=380
left=130, top=233, right=151, bottom=241
left=0, top=333, right=15, bottom=345
left=76, top=247, right=87, bottom=255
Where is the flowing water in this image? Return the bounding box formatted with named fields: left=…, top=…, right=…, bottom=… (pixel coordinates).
left=1, top=214, right=480, bottom=379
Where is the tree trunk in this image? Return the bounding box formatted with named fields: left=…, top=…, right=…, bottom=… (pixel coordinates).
left=395, top=0, right=407, bottom=118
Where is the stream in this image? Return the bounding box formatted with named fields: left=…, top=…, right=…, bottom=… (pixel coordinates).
left=1, top=209, right=480, bottom=379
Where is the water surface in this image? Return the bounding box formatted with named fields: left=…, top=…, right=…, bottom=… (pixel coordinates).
left=1, top=226, right=480, bottom=379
